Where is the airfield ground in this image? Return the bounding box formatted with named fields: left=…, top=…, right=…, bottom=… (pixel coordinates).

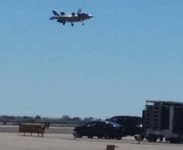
left=0, top=125, right=183, bottom=150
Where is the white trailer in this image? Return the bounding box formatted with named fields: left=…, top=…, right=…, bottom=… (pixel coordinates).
left=142, top=100, right=183, bottom=143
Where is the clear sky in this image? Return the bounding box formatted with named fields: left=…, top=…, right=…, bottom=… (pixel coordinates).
left=1, top=0, right=183, bottom=119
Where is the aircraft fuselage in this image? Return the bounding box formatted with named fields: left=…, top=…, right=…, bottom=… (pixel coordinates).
left=51, top=15, right=87, bottom=22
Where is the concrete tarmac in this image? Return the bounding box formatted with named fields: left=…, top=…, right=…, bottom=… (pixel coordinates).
left=1, top=133, right=183, bottom=150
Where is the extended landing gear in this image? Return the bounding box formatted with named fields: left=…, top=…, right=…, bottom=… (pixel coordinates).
left=82, top=22, right=84, bottom=25
left=71, top=23, right=74, bottom=26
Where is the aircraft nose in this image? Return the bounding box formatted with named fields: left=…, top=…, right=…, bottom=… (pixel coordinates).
left=89, top=15, right=93, bottom=19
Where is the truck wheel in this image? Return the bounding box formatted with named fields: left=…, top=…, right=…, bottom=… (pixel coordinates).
left=73, top=131, right=82, bottom=138
left=152, top=137, right=158, bottom=142
left=104, top=133, right=110, bottom=139
left=75, top=133, right=82, bottom=138
left=116, top=136, right=122, bottom=140
left=97, top=136, right=103, bottom=139
left=148, top=135, right=157, bottom=142
left=88, top=135, right=93, bottom=138
left=148, top=137, right=152, bottom=142
left=148, top=137, right=157, bottom=142
left=76, top=135, right=82, bottom=138
left=159, top=137, right=163, bottom=142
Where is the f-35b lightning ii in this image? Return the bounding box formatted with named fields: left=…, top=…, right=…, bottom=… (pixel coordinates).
left=50, top=9, right=93, bottom=26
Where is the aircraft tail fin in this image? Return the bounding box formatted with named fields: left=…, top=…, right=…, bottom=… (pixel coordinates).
left=77, top=8, right=82, bottom=15
left=52, top=11, right=59, bottom=16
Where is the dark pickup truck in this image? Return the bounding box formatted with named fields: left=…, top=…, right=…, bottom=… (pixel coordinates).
left=106, top=116, right=143, bottom=136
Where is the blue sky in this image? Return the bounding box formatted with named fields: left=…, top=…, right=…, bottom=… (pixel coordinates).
left=1, top=0, right=183, bottom=119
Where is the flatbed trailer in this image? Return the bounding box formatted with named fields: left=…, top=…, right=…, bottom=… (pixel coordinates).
left=142, top=100, right=183, bottom=143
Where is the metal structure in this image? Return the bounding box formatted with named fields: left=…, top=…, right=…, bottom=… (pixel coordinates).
left=142, top=100, right=183, bottom=143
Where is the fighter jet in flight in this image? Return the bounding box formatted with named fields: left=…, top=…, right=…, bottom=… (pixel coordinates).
left=50, top=9, right=93, bottom=26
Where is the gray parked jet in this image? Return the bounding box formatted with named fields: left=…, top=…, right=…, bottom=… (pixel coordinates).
left=50, top=9, right=93, bottom=26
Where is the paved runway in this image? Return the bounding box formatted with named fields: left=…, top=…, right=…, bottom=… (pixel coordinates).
left=1, top=133, right=183, bottom=150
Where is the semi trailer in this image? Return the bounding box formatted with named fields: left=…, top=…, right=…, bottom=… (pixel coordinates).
left=142, top=100, right=183, bottom=143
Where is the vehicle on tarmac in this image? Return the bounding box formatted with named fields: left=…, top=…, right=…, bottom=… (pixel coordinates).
left=142, top=100, right=183, bottom=143
left=106, top=116, right=143, bottom=136
left=73, top=121, right=125, bottom=140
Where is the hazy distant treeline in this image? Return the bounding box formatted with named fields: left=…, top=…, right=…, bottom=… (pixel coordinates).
left=0, top=115, right=103, bottom=125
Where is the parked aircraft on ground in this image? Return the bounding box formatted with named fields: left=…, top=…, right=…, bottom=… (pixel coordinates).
left=50, top=9, right=93, bottom=26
